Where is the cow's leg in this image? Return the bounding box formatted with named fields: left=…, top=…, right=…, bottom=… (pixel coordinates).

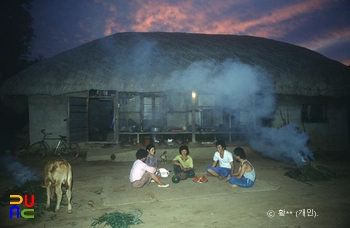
left=50, top=185, right=56, bottom=200
left=66, top=165, right=73, bottom=213
left=45, top=182, right=51, bottom=209
left=54, top=184, right=63, bottom=212
left=66, top=187, right=72, bottom=213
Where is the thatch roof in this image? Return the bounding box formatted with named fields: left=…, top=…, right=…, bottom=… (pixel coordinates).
left=1, top=32, right=349, bottom=96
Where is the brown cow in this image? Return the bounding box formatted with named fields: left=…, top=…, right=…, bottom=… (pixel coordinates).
left=41, top=159, right=72, bottom=213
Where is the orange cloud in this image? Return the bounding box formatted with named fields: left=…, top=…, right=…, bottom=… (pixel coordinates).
left=201, top=0, right=332, bottom=36
left=104, top=3, right=120, bottom=35
left=130, top=1, right=198, bottom=32
left=341, top=59, right=350, bottom=66
left=94, top=0, right=125, bottom=35
left=93, top=0, right=349, bottom=64
left=118, top=0, right=333, bottom=38
left=298, top=28, right=350, bottom=65
left=299, top=29, right=350, bottom=50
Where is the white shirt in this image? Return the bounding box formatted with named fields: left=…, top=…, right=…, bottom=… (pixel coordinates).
left=129, top=159, right=156, bottom=182
left=213, top=150, right=233, bottom=168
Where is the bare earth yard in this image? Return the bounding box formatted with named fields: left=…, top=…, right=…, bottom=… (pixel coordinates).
left=1, top=149, right=350, bottom=228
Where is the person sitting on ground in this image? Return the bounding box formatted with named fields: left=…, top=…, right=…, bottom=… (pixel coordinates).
left=145, top=143, right=162, bottom=179
left=130, top=149, right=169, bottom=188
left=172, top=145, right=195, bottom=178
left=206, top=140, right=234, bottom=180
left=226, top=147, right=255, bottom=188
left=145, top=143, right=158, bottom=168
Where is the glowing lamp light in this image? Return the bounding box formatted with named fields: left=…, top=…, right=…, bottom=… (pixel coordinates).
left=192, top=91, right=196, bottom=100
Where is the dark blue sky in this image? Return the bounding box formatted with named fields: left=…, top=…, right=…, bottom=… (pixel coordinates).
left=29, top=0, right=350, bottom=65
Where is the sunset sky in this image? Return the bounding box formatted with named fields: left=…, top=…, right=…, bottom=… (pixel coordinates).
left=29, top=0, right=350, bottom=65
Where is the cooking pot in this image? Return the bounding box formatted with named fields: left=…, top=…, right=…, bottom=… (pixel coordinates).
left=148, top=126, right=162, bottom=132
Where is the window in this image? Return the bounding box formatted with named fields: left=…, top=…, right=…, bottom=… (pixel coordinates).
left=142, top=95, right=164, bottom=128
left=198, top=94, right=215, bottom=128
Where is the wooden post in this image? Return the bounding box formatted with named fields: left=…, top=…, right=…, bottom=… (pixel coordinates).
left=191, top=91, right=196, bottom=142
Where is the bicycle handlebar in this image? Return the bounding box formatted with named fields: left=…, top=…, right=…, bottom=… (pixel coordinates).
left=40, top=129, right=53, bottom=136
left=40, top=129, right=67, bottom=142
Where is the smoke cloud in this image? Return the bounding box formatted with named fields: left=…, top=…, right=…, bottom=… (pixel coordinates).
left=248, top=124, right=314, bottom=167
left=104, top=36, right=314, bottom=167
left=0, top=154, right=40, bottom=186
left=165, top=59, right=314, bottom=167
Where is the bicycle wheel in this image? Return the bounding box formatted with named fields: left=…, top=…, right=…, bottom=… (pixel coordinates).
left=59, top=142, right=80, bottom=161
left=28, top=142, right=47, bottom=159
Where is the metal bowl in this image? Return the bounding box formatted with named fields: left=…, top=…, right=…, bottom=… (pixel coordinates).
left=148, top=126, right=162, bottom=132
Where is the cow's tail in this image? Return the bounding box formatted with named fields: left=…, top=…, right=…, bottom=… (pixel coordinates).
left=41, top=180, right=49, bottom=188
left=41, top=177, right=51, bottom=188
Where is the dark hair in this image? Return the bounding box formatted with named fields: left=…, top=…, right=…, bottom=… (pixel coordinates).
left=233, top=147, right=246, bottom=159
left=179, top=145, right=189, bottom=155
left=136, top=149, right=148, bottom=159
left=216, top=140, right=226, bottom=150
left=146, top=143, right=155, bottom=152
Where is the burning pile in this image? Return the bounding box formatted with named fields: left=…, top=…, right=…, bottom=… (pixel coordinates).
left=285, top=162, right=338, bottom=181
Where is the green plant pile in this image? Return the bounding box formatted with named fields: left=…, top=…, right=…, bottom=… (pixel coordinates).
left=91, top=209, right=143, bottom=228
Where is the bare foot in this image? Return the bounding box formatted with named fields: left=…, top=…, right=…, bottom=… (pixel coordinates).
left=217, top=175, right=223, bottom=180
left=229, top=184, right=238, bottom=188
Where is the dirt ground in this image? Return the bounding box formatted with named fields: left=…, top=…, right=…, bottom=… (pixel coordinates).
left=1, top=149, right=350, bottom=228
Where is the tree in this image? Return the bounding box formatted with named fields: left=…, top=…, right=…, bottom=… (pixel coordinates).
left=0, top=0, right=35, bottom=84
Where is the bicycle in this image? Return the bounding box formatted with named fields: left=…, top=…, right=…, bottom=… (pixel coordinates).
left=28, top=129, right=80, bottom=161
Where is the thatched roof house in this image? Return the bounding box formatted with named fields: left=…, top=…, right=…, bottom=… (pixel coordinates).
left=1, top=32, right=349, bottom=96
left=1, top=32, right=349, bottom=155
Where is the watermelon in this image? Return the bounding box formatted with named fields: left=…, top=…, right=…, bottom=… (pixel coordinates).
left=193, top=176, right=201, bottom=183
left=172, top=175, right=180, bottom=183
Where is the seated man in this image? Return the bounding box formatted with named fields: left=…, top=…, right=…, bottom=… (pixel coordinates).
left=130, top=149, right=169, bottom=188
left=172, top=145, right=195, bottom=178
left=206, top=140, right=234, bottom=180
left=226, top=147, right=255, bottom=188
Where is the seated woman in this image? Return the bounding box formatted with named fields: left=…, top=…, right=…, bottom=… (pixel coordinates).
left=145, top=143, right=162, bottom=179
left=130, top=149, right=169, bottom=188
left=145, top=143, right=158, bottom=168
left=172, top=145, right=195, bottom=178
